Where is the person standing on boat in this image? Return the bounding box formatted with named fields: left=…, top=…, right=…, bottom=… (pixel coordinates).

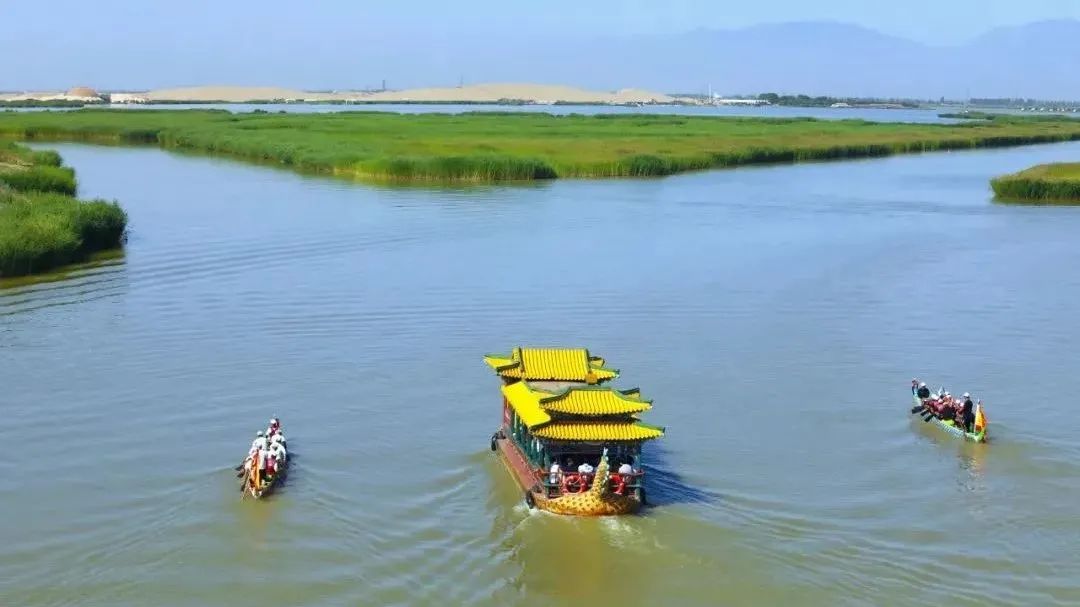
left=960, top=393, right=976, bottom=433
left=548, top=460, right=561, bottom=485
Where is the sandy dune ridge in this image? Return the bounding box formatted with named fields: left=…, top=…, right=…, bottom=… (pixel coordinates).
left=2, top=83, right=679, bottom=105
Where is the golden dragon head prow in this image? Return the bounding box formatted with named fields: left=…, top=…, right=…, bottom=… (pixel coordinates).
left=588, top=448, right=612, bottom=496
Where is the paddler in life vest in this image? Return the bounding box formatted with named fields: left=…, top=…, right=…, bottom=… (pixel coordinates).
left=936, top=394, right=956, bottom=423
left=266, top=451, right=279, bottom=478
left=960, top=393, right=976, bottom=433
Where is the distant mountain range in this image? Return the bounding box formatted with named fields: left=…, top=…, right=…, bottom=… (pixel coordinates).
left=509, top=20, right=1080, bottom=99
left=4, top=20, right=1079, bottom=100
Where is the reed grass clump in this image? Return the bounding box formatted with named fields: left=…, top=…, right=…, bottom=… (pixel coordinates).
left=0, top=192, right=126, bottom=276
left=356, top=154, right=557, bottom=181
left=0, top=142, right=126, bottom=277
left=991, top=163, right=1080, bottom=203
left=0, top=165, right=77, bottom=195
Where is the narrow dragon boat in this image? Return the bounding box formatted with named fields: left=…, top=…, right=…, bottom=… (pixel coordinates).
left=909, top=383, right=988, bottom=443
left=240, top=425, right=289, bottom=499
left=484, top=347, right=665, bottom=516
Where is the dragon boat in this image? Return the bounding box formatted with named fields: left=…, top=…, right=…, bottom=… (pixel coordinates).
left=240, top=426, right=289, bottom=500
left=910, top=382, right=988, bottom=443
left=484, top=347, right=665, bottom=516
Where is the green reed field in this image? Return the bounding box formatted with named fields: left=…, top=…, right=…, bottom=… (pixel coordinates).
left=4, top=110, right=1080, bottom=183
left=991, top=163, right=1080, bottom=203
left=0, top=142, right=126, bottom=277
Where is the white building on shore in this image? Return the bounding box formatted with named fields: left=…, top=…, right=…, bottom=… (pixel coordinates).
left=109, top=93, right=150, bottom=104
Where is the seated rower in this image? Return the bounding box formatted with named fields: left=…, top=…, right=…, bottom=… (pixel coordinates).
left=270, top=440, right=287, bottom=464
left=936, top=398, right=956, bottom=423
left=271, top=431, right=286, bottom=447
left=251, top=431, right=268, bottom=451
left=266, top=452, right=279, bottom=478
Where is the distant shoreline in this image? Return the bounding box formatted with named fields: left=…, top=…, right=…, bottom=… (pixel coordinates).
left=1, top=83, right=941, bottom=110
left=1, top=83, right=682, bottom=106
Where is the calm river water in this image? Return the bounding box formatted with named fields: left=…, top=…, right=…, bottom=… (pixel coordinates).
left=3, top=142, right=1080, bottom=606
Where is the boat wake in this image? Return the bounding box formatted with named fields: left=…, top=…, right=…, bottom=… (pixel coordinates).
left=640, top=443, right=722, bottom=507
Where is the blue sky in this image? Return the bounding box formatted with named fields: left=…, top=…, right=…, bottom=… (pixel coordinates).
left=5, top=0, right=1074, bottom=42
left=2, top=0, right=1078, bottom=91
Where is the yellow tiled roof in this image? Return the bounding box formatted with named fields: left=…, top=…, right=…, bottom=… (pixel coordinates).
left=539, top=386, right=652, bottom=416
left=483, top=347, right=618, bottom=382
left=483, top=355, right=515, bottom=370
left=500, top=381, right=552, bottom=428
left=532, top=422, right=665, bottom=442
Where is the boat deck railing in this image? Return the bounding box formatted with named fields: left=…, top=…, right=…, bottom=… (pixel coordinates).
left=539, top=471, right=644, bottom=497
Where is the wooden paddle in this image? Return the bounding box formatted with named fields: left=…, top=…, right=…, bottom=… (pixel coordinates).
left=918, top=403, right=937, bottom=421
left=911, top=400, right=936, bottom=419
left=236, top=453, right=251, bottom=477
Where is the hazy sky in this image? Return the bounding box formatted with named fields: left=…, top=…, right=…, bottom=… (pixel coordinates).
left=2, top=0, right=1078, bottom=90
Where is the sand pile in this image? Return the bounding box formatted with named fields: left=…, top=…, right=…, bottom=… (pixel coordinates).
left=139, top=83, right=674, bottom=104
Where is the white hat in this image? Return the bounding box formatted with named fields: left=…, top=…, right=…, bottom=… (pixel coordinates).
left=256, top=430, right=264, bottom=437
left=919, top=382, right=926, bottom=387
left=963, top=392, right=970, bottom=398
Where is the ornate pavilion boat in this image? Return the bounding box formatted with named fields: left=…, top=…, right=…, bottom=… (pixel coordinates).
left=484, top=347, right=665, bottom=516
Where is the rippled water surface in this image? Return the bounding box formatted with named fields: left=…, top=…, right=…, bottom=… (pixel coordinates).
left=3, top=143, right=1080, bottom=606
